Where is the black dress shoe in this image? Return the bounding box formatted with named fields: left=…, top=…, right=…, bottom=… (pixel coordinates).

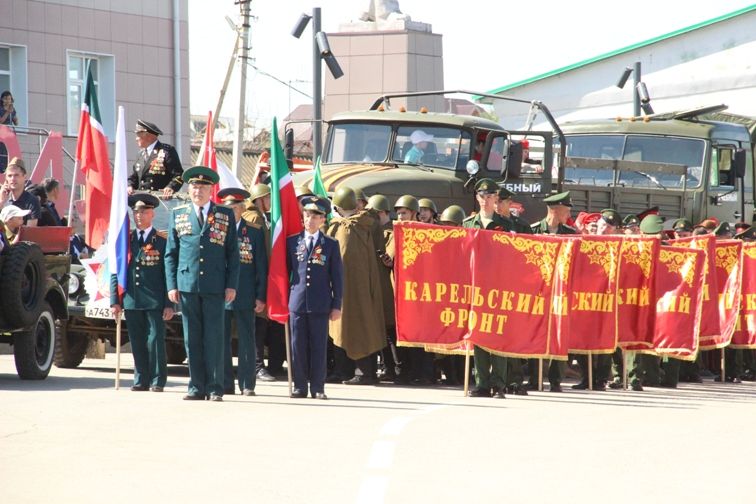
left=572, top=381, right=589, bottom=390
left=509, top=384, right=528, bottom=396
left=256, top=369, right=276, bottom=382
left=631, top=381, right=644, bottom=391
left=242, top=389, right=256, bottom=396
left=290, top=389, right=306, bottom=398
left=549, top=383, right=563, bottom=393
left=468, top=388, right=492, bottom=397
left=313, top=392, right=328, bottom=400
left=150, top=386, right=163, bottom=392
left=493, top=387, right=507, bottom=399
left=343, top=376, right=377, bottom=385
left=183, top=394, right=204, bottom=401
left=522, top=382, right=538, bottom=391
left=209, top=394, right=223, bottom=402
left=325, top=374, right=345, bottom=384
left=131, top=385, right=148, bottom=391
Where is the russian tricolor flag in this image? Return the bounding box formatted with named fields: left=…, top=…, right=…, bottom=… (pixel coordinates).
left=107, top=106, right=130, bottom=301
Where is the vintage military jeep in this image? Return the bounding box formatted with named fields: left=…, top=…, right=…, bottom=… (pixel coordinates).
left=292, top=90, right=565, bottom=218
left=0, top=228, right=71, bottom=379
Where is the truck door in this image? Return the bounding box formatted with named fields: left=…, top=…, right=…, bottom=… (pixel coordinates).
left=706, top=144, right=741, bottom=222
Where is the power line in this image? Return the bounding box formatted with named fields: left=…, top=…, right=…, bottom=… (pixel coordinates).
left=246, top=61, right=312, bottom=99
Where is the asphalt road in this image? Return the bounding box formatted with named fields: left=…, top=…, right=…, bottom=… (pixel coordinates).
left=1, top=354, right=755, bottom=504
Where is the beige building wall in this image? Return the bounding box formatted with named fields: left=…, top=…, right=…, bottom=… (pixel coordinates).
left=0, top=0, right=190, bottom=190
left=324, top=30, right=444, bottom=120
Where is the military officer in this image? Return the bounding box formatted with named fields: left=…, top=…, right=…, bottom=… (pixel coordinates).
left=128, top=120, right=184, bottom=197
left=496, top=187, right=531, bottom=234
left=418, top=198, right=439, bottom=224
left=526, top=191, right=577, bottom=392
left=110, top=193, right=173, bottom=392
left=287, top=197, right=343, bottom=399
left=465, top=179, right=511, bottom=398
left=219, top=188, right=268, bottom=396
left=672, top=218, right=694, bottom=239
left=622, top=214, right=641, bottom=235
left=165, top=166, right=239, bottom=401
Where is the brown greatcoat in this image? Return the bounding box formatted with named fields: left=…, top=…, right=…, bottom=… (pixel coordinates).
left=327, top=210, right=386, bottom=360
left=379, top=220, right=395, bottom=327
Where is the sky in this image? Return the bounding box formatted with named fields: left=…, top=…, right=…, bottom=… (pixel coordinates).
left=187, top=0, right=756, bottom=130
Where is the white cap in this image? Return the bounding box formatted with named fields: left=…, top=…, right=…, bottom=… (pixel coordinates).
left=410, top=130, right=434, bottom=145
left=0, top=205, right=31, bottom=221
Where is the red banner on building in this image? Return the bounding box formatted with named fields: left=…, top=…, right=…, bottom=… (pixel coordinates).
left=559, top=235, right=624, bottom=354
left=652, top=246, right=705, bottom=359
left=731, top=242, right=755, bottom=348
left=616, top=237, right=659, bottom=349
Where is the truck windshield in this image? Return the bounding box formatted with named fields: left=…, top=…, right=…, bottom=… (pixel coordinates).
left=565, top=134, right=705, bottom=188
left=393, top=126, right=468, bottom=170
left=326, top=123, right=392, bottom=164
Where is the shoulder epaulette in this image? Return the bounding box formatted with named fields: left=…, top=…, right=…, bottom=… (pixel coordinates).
left=174, top=204, right=190, bottom=210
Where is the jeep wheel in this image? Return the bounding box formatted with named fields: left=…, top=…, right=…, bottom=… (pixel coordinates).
left=54, top=323, right=88, bottom=369
left=0, top=242, right=46, bottom=327
left=166, top=341, right=186, bottom=365
left=13, top=302, right=56, bottom=380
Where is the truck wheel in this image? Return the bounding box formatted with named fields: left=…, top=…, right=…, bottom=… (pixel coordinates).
left=0, top=242, right=46, bottom=328
left=13, top=302, right=56, bottom=380
left=166, top=341, right=186, bottom=364
left=54, top=323, right=88, bottom=369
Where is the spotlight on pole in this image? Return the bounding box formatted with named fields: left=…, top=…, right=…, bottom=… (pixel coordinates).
left=616, top=67, right=633, bottom=89
left=316, top=32, right=343, bottom=79
left=636, top=82, right=651, bottom=103
left=291, top=13, right=312, bottom=38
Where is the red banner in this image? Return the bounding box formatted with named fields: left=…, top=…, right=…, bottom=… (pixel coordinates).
left=703, top=240, right=743, bottom=349
left=559, top=235, right=623, bottom=354
left=616, top=237, right=659, bottom=349
left=670, top=236, right=720, bottom=346
left=652, top=246, right=705, bottom=359
left=731, top=242, right=756, bottom=348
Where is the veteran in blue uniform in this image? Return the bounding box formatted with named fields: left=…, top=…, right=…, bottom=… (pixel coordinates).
left=128, top=120, right=184, bottom=197
left=111, top=193, right=174, bottom=392
left=165, top=166, right=239, bottom=401
left=219, top=188, right=268, bottom=396
left=287, top=197, right=343, bottom=399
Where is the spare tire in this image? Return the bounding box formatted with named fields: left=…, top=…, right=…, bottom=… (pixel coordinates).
left=0, top=242, right=46, bottom=327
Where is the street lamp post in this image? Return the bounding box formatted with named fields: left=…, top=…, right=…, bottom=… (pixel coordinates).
left=616, top=61, right=653, bottom=116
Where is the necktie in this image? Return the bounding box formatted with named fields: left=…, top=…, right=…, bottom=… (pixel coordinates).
left=197, top=207, right=204, bottom=227
left=138, top=231, right=145, bottom=246
left=307, top=236, right=314, bottom=254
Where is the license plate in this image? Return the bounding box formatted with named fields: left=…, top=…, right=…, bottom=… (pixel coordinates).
left=84, top=305, right=116, bottom=319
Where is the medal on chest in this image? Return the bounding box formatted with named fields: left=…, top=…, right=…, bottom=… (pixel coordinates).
left=208, top=211, right=229, bottom=245
left=148, top=149, right=166, bottom=175
left=239, top=228, right=254, bottom=264
left=175, top=212, right=192, bottom=236
left=139, top=242, right=161, bottom=266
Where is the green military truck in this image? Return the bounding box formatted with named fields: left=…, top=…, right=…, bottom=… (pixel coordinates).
left=560, top=105, right=755, bottom=224
left=0, top=229, right=71, bottom=380
left=292, top=90, right=564, bottom=218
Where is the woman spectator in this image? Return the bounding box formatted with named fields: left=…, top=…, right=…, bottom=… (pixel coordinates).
left=0, top=90, right=18, bottom=126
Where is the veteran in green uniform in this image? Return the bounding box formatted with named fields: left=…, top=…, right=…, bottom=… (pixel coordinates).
left=526, top=191, right=577, bottom=392
left=220, top=188, right=268, bottom=396
left=165, top=166, right=240, bottom=402
left=111, top=193, right=174, bottom=392
left=464, top=179, right=512, bottom=398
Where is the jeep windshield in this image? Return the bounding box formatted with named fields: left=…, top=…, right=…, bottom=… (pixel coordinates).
left=564, top=134, right=705, bottom=188
left=324, top=122, right=471, bottom=171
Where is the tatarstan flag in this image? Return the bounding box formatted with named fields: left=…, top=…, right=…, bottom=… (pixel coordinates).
left=267, top=117, right=303, bottom=323
left=75, top=65, right=112, bottom=249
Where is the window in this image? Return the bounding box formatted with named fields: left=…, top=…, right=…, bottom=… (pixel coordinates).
left=393, top=126, right=466, bottom=170
left=67, top=51, right=115, bottom=139
left=0, top=48, right=10, bottom=95
left=325, top=123, right=392, bottom=164
left=0, top=44, right=28, bottom=128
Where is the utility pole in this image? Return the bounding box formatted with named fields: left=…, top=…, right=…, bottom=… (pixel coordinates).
left=632, top=61, right=641, bottom=117
left=232, top=0, right=251, bottom=178
left=312, top=7, right=323, bottom=162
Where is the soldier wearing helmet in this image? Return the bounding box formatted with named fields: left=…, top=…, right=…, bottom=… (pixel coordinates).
left=439, top=205, right=466, bottom=226
left=418, top=198, right=438, bottom=224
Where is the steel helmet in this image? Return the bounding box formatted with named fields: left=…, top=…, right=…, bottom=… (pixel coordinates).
left=332, top=186, right=357, bottom=211
left=418, top=198, right=438, bottom=214
left=394, top=194, right=419, bottom=213
left=367, top=194, right=391, bottom=212
left=249, top=183, right=271, bottom=201
left=439, top=205, right=466, bottom=225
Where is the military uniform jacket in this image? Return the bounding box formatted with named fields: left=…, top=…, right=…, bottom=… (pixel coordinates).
left=129, top=141, right=184, bottom=192
left=286, top=232, right=343, bottom=314
left=109, top=229, right=171, bottom=310
left=530, top=219, right=577, bottom=235
left=506, top=214, right=533, bottom=234
left=462, top=212, right=512, bottom=231
left=226, top=222, right=268, bottom=311
left=165, top=203, right=240, bottom=294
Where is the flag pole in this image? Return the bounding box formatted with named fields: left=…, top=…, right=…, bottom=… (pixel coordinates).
left=538, top=358, right=543, bottom=391
left=588, top=353, right=593, bottom=391
left=285, top=321, right=293, bottom=397
left=463, top=343, right=471, bottom=397
left=66, top=160, right=79, bottom=231
left=720, top=348, right=726, bottom=383
left=622, top=350, right=629, bottom=390
left=115, top=315, right=122, bottom=390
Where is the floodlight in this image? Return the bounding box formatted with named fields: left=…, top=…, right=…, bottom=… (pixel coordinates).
left=291, top=13, right=312, bottom=38
left=641, top=102, right=654, bottom=115
left=616, top=67, right=633, bottom=88
left=636, top=82, right=651, bottom=103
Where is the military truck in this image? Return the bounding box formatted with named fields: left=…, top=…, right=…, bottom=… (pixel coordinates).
left=291, top=90, right=565, bottom=218
left=560, top=105, right=755, bottom=224
left=0, top=228, right=71, bottom=379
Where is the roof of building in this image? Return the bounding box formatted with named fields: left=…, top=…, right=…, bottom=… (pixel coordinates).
left=484, top=5, right=756, bottom=96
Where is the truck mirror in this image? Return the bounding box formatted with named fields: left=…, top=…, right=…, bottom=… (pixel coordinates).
left=733, top=148, right=746, bottom=178
left=285, top=128, right=294, bottom=169
left=507, top=141, right=523, bottom=178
